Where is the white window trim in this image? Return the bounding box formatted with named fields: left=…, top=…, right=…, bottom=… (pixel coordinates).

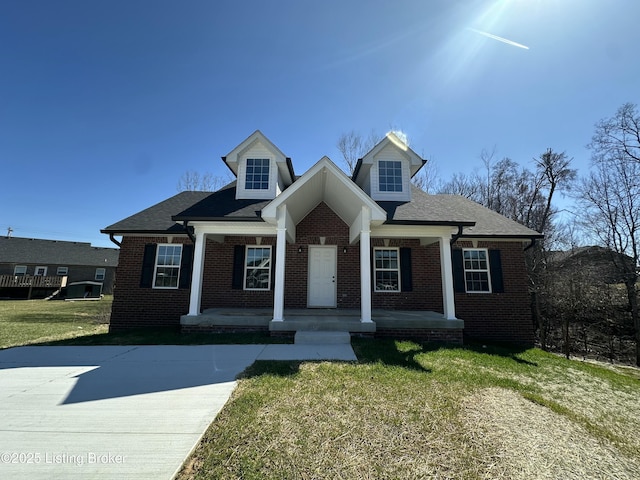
left=14, top=265, right=27, bottom=276
left=378, top=160, right=403, bottom=193
left=462, top=248, right=492, bottom=294
left=34, top=266, right=48, bottom=276
left=236, top=157, right=277, bottom=200
left=243, top=245, right=272, bottom=291
left=373, top=247, right=401, bottom=293
left=244, top=158, right=271, bottom=191
left=153, top=244, right=183, bottom=290
left=57, top=266, right=68, bottom=276
left=95, top=268, right=106, bottom=281
left=370, top=158, right=411, bottom=201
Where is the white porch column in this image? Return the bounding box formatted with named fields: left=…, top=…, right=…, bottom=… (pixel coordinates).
left=439, top=235, right=457, bottom=320
left=360, top=208, right=372, bottom=323
left=188, top=231, right=206, bottom=316
left=272, top=210, right=288, bottom=322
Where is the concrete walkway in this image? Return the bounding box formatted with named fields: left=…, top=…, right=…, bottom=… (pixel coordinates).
left=0, top=344, right=356, bottom=479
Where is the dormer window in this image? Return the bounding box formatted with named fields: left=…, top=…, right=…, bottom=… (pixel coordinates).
left=245, top=158, right=270, bottom=190
left=378, top=160, right=403, bottom=192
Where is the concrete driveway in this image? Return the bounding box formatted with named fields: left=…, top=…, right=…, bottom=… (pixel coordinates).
left=0, top=344, right=356, bottom=479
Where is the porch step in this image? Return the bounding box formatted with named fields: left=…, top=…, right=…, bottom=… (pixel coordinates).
left=294, top=330, right=351, bottom=345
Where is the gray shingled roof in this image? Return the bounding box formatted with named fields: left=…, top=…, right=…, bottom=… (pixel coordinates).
left=102, top=185, right=541, bottom=239
left=378, top=187, right=542, bottom=237
left=102, top=191, right=212, bottom=234
left=173, top=182, right=268, bottom=221
left=0, top=237, right=119, bottom=266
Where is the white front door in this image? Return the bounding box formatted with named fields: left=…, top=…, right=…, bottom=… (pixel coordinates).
left=308, top=246, right=337, bottom=307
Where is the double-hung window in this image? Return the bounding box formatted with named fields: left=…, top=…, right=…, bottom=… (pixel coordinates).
left=378, top=160, right=403, bottom=192
left=245, top=158, right=270, bottom=190
left=95, top=268, right=106, bottom=281
left=374, top=248, right=400, bottom=292
left=153, top=244, right=183, bottom=289
left=57, top=267, right=69, bottom=276
left=463, top=249, right=491, bottom=293
left=14, top=265, right=27, bottom=276
left=244, top=246, right=272, bottom=290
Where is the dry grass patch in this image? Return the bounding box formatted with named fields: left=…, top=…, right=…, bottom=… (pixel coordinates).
left=462, top=387, right=640, bottom=479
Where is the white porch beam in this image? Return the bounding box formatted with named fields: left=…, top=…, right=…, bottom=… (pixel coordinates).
left=272, top=206, right=288, bottom=322
left=439, top=235, right=457, bottom=320
left=187, top=231, right=206, bottom=316
left=359, top=207, right=373, bottom=323
left=349, top=209, right=363, bottom=244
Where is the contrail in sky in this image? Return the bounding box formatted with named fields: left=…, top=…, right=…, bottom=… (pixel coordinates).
left=468, top=28, right=529, bottom=50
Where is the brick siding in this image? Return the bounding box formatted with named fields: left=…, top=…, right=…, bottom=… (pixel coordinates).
left=452, top=240, right=534, bottom=345
left=110, top=205, right=533, bottom=344
left=109, top=236, right=191, bottom=331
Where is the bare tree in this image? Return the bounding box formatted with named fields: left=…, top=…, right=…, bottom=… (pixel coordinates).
left=437, top=171, right=484, bottom=202
left=176, top=170, right=228, bottom=192
left=589, top=102, right=640, bottom=164
left=336, top=129, right=380, bottom=175
left=411, top=158, right=441, bottom=193
left=579, top=149, right=640, bottom=365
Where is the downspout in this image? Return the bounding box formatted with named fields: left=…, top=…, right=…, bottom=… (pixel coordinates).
left=108, top=234, right=122, bottom=248
left=449, top=225, right=464, bottom=246
left=524, top=237, right=537, bottom=251
left=183, top=221, right=196, bottom=244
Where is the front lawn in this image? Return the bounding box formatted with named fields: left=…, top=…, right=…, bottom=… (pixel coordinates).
left=178, top=340, right=640, bottom=479
left=0, top=297, right=289, bottom=347
left=0, top=297, right=112, bottom=349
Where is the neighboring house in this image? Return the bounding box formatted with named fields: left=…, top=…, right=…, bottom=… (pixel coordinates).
left=102, top=131, right=542, bottom=344
left=548, top=246, right=636, bottom=285
left=0, top=237, right=119, bottom=299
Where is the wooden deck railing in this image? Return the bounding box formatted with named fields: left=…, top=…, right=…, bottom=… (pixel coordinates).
left=0, top=275, right=68, bottom=289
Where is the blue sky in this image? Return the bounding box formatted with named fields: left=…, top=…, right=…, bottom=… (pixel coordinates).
left=1, top=0, right=638, bottom=248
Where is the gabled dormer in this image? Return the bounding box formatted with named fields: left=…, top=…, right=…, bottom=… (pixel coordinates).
left=222, top=130, right=295, bottom=200
left=352, top=132, right=426, bottom=202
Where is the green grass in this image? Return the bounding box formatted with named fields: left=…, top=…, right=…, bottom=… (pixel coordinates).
left=178, top=339, right=640, bottom=480
left=0, top=297, right=290, bottom=347
left=0, top=297, right=113, bottom=349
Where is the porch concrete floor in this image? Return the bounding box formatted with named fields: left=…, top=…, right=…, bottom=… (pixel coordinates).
left=181, top=308, right=464, bottom=333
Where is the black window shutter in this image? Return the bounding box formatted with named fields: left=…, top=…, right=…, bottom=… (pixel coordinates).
left=400, top=247, right=413, bottom=292
left=489, top=249, right=504, bottom=293
left=452, top=249, right=465, bottom=293
left=178, top=244, right=194, bottom=289
left=270, top=245, right=276, bottom=290
left=140, top=244, right=157, bottom=288
left=232, top=245, right=245, bottom=290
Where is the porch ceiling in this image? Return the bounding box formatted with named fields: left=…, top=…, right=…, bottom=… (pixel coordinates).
left=262, top=156, right=387, bottom=227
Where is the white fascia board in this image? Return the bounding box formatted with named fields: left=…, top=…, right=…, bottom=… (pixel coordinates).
left=370, top=224, right=457, bottom=239
left=191, top=221, right=277, bottom=236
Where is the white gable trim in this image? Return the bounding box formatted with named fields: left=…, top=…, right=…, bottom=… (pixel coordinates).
left=261, top=156, right=387, bottom=240
left=354, top=132, right=425, bottom=190
left=223, top=131, right=294, bottom=196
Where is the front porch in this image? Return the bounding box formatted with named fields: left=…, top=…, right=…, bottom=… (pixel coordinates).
left=181, top=308, right=464, bottom=342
